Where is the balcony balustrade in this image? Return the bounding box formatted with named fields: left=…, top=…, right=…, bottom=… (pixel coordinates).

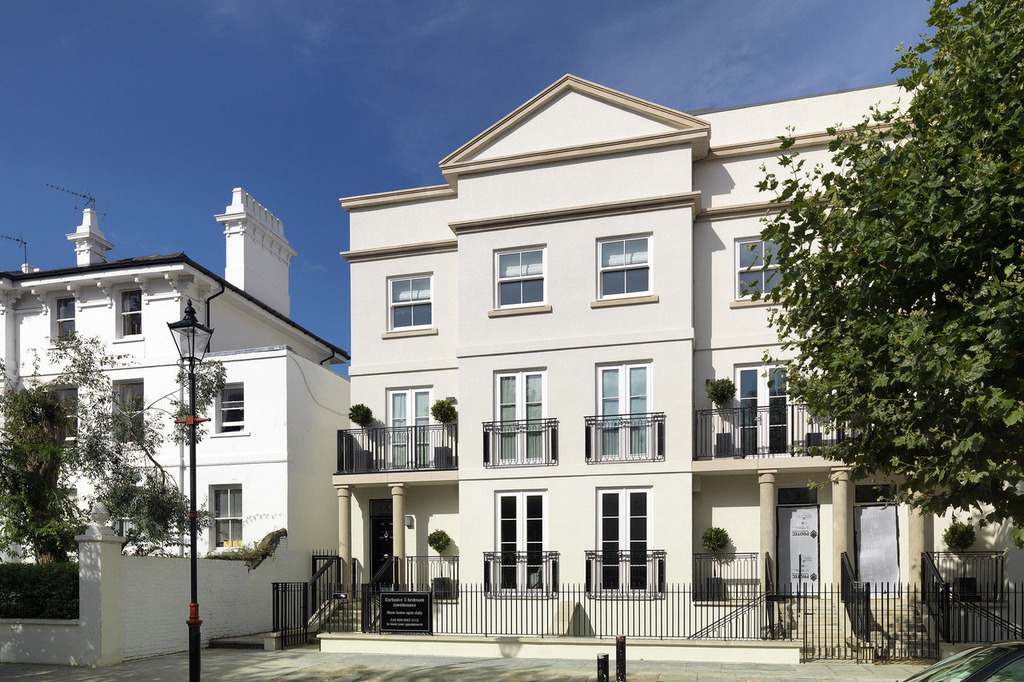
left=694, top=404, right=845, bottom=460
left=585, top=549, right=666, bottom=595
left=336, top=424, right=458, bottom=474
left=483, top=551, right=559, bottom=595
left=482, top=418, right=558, bottom=467
left=584, top=412, right=665, bottom=463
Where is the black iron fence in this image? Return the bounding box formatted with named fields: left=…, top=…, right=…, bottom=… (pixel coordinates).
left=694, top=404, right=844, bottom=460
left=584, top=413, right=665, bottom=463
left=407, top=555, right=460, bottom=596
left=482, top=418, right=558, bottom=467
left=922, top=551, right=1023, bottom=645
left=271, top=581, right=308, bottom=647
left=928, top=551, right=1005, bottom=601
left=336, top=424, right=458, bottom=473
left=584, top=549, right=666, bottom=595
left=693, top=552, right=759, bottom=601
left=483, top=551, right=559, bottom=595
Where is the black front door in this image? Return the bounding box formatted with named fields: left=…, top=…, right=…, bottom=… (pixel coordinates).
left=369, top=498, right=393, bottom=583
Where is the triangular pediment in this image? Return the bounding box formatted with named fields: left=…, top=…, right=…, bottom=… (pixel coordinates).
left=440, top=75, right=709, bottom=180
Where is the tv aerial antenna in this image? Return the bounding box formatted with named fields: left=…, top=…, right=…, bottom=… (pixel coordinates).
left=45, top=184, right=107, bottom=218
left=0, top=234, right=28, bottom=265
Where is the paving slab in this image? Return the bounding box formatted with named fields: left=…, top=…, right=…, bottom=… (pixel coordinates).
left=0, top=647, right=931, bottom=681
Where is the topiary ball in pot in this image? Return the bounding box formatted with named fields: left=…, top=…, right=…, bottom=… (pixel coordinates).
left=702, top=527, right=731, bottom=553
left=431, top=399, right=458, bottom=424
left=348, top=404, right=374, bottom=428
left=427, top=529, right=451, bottom=554
left=943, top=520, right=976, bottom=553
left=705, top=379, right=736, bottom=410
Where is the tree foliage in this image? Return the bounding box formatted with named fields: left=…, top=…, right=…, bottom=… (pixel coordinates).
left=0, top=334, right=224, bottom=561
left=758, top=0, right=1024, bottom=546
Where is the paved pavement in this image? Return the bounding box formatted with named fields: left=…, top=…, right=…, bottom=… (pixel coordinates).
left=0, top=647, right=931, bottom=681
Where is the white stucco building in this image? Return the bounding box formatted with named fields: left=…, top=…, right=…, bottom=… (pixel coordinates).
left=332, top=75, right=1020, bottom=597
left=1, top=188, right=350, bottom=576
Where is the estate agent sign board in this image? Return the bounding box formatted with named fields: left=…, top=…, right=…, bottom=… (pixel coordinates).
left=380, top=592, right=432, bottom=633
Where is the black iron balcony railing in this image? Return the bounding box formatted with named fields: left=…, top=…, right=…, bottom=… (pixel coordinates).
left=693, top=552, right=759, bottom=601
left=336, top=424, right=458, bottom=474
left=483, top=551, right=559, bottom=594
left=406, top=555, right=460, bottom=598
left=482, top=418, right=558, bottom=467
left=584, top=412, right=665, bottom=463
left=585, top=549, right=666, bottom=595
left=694, top=404, right=845, bottom=460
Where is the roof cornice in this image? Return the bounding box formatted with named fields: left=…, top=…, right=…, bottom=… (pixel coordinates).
left=449, top=192, right=702, bottom=235
left=340, top=185, right=455, bottom=212
left=342, top=239, right=459, bottom=264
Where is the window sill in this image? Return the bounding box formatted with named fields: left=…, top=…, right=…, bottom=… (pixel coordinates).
left=590, top=294, right=658, bottom=309
left=210, top=430, right=250, bottom=439
left=113, top=335, right=145, bottom=344
left=729, top=298, right=777, bottom=309
left=381, top=327, right=438, bottom=340
left=487, top=304, right=552, bottom=318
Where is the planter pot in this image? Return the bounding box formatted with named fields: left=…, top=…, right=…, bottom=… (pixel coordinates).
left=432, top=576, right=456, bottom=601
left=434, top=446, right=453, bottom=469
left=715, top=432, right=734, bottom=458
left=699, top=576, right=727, bottom=601
left=806, top=432, right=823, bottom=448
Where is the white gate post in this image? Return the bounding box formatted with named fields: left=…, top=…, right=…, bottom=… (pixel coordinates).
left=75, top=503, right=126, bottom=667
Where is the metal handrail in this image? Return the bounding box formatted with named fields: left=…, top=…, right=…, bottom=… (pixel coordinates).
left=584, top=412, right=666, bottom=463
left=337, top=423, right=458, bottom=473
left=482, top=418, right=558, bottom=467
left=694, top=404, right=846, bottom=460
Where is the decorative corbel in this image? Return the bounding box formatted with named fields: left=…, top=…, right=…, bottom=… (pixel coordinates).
left=66, top=284, right=82, bottom=310
left=134, top=276, right=150, bottom=303
left=29, top=288, right=48, bottom=312
left=95, top=279, right=113, bottom=308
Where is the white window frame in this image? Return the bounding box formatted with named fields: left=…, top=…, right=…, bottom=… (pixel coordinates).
left=386, top=387, right=433, bottom=468
left=735, top=363, right=789, bottom=456
left=494, top=247, right=545, bottom=309
left=594, top=487, right=655, bottom=593
left=55, top=296, right=76, bottom=339
left=217, top=383, right=245, bottom=433
left=593, top=362, right=655, bottom=462
left=120, top=289, right=143, bottom=337
left=56, top=386, right=78, bottom=439
left=735, top=238, right=780, bottom=299
left=211, top=485, right=243, bottom=549
left=387, top=274, right=433, bottom=331
left=493, top=491, right=550, bottom=592
left=597, top=235, right=651, bottom=300
left=493, top=370, right=549, bottom=466
left=114, top=380, right=145, bottom=435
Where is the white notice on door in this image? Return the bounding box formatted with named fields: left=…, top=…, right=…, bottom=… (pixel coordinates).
left=777, top=505, right=819, bottom=595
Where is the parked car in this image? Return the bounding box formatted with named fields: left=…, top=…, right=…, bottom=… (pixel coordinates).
left=904, top=643, right=1024, bottom=681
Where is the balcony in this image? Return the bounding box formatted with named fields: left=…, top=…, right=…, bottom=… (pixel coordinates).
left=694, top=404, right=845, bottom=460
left=336, top=424, right=458, bottom=474
left=482, top=418, right=558, bottom=467
left=585, top=549, right=666, bottom=595
left=483, top=551, right=559, bottom=595
left=584, top=412, right=665, bottom=463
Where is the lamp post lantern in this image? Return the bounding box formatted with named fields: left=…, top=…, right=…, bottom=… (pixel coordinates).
left=168, top=299, right=213, bottom=682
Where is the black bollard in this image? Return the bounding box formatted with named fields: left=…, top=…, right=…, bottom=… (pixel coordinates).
left=597, top=653, right=609, bottom=682
left=615, top=635, right=626, bottom=681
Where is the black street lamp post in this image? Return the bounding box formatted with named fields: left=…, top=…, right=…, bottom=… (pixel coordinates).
left=168, top=299, right=213, bottom=682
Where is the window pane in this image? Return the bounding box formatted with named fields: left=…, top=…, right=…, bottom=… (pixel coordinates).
left=500, top=376, right=516, bottom=404
left=499, top=281, right=521, bottom=306
left=410, top=278, right=431, bottom=301
left=602, top=492, right=619, bottom=517
left=625, top=267, right=648, bottom=293
left=392, top=305, right=412, bottom=328
left=602, top=370, right=619, bottom=400
left=629, top=368, right=646, bottom=398
left=500, top=496, right=516, bottom=518
left=763, top=240, right=780, bottom=263
left=392, top=280, right=411, bottom=303
left=739, top=241, right=762, bottom=269
left=122, top=290, right=142, bottom=312
left=499, top=253, right=520, bottom=278
left=629, top=396, right=647, bottom=414
left=768, top=368, right=787, bottom=397
left=230, top=487, right=242, bottom=514
left=602, top=271, right=625, bottom=296
left=521, top=250, right=543, bottom=275
left=624, top=239, right=648, bottom=265
left=630, top=518, right=647, bottom=541
left=58, top=298, right=75, bottom=319
left=601, top=241, right=624, bottom=267
left=526, top=494, right=542, bottom=519
left=739, top=270, right=762, bottom=296
left=411, top=303, right=432, bottom=326
left=391, top=393, right=407, bottom=420
left=214, top=489, right=227, bottom=517
left=223, top=386, right=243, bottom=402
left=763, top=268, right=781, bottom=292
left=739, top=369, right=758, bottom=399
left=629, top=492, right=647, bottom=517
left=414, top=392, right=430, bottom=421
left=525, top=375, right=542, bottom=404
left=521, top=279, right=543, bottom=303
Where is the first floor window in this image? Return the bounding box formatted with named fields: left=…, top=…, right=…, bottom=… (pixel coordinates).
left=121, top=289, right=142, bottom=336
left=494, top=491, right=547, bottom=591
left=56, top=297, right=75, bottom=338
left=736, top=364, right=788, bottom=455
left=56, top=386, right=78, bottom=437
left=599, top=236, right=650, bottom=298
left=389, top=275, right=432, bottom=329
left=495, top=370, right=545, bottom=464
left=596, top=362, right=652, bottom=459
left=496, top=248, right=544, bottom=308
left=388, top=387, right=432, bottom=468
left=114, top=380, right=145, bottom=437
left=212, top=486, right=242, bottom=548
left=736, top=238, right=780, bottom=298
left=218, top=384, right=244, bottom=433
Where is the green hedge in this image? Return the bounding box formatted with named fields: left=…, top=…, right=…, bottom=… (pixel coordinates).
left=0, top=562, right=79, bottom=619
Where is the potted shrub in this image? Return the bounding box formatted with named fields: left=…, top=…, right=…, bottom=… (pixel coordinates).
left=428, top=529, right=456, bottom=600
left=430, top=399, right=457, bottom=469
left=348, top=404, right=375, bottom=428
left=705, top=379, right=737, bottom=458
left=701, top=526, right=732, bottom=601
left=944, top=519, right=979, bottom=599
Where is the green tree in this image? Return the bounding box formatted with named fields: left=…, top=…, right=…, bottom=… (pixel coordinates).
left=758, top=0, right=1024, bottom=546
left=0, top=334, right=224, bottom=561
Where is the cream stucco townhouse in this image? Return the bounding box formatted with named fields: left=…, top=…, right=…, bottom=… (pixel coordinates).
left=333, top=75, right=1020, bottom=599
left=1, top=188, right=349, bottom=576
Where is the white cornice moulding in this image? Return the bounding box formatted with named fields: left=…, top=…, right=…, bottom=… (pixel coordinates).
left=342, top=240, right=458, bottom=264
left=340, top=185, right=455, bottom=212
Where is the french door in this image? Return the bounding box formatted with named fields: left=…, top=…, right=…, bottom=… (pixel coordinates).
left=597, top=489, right=651, bottom=591
left=736, top=365, right=788, bottom=456
left=496, top=371, right=545, bottom=464
left=388, top=388, right=431, bottom=467
left=598, top=363, right=651, bottom=460
left=496, top=492, right=546, bottom=591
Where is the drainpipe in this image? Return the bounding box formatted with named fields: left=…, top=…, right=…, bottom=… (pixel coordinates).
left=205, top=282, right=225, bottom=329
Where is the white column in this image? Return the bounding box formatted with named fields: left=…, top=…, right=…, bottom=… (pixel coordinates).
left=75, top=505, right=127, bottom=667
left=908, top=504, right=925, bottom=585
left=832, top=467, right=852, bottom=583
left=337, top=486, right=352, bottom=585
left=759, top=470, right=777, bottom=585
left=391, top=484, right=406, bottom=582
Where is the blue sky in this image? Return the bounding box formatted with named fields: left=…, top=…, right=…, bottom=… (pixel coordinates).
left=0, top=1, right=932, bottom=370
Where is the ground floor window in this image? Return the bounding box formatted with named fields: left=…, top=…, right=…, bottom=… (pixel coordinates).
left=212, top=485, right=242, bottom=548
